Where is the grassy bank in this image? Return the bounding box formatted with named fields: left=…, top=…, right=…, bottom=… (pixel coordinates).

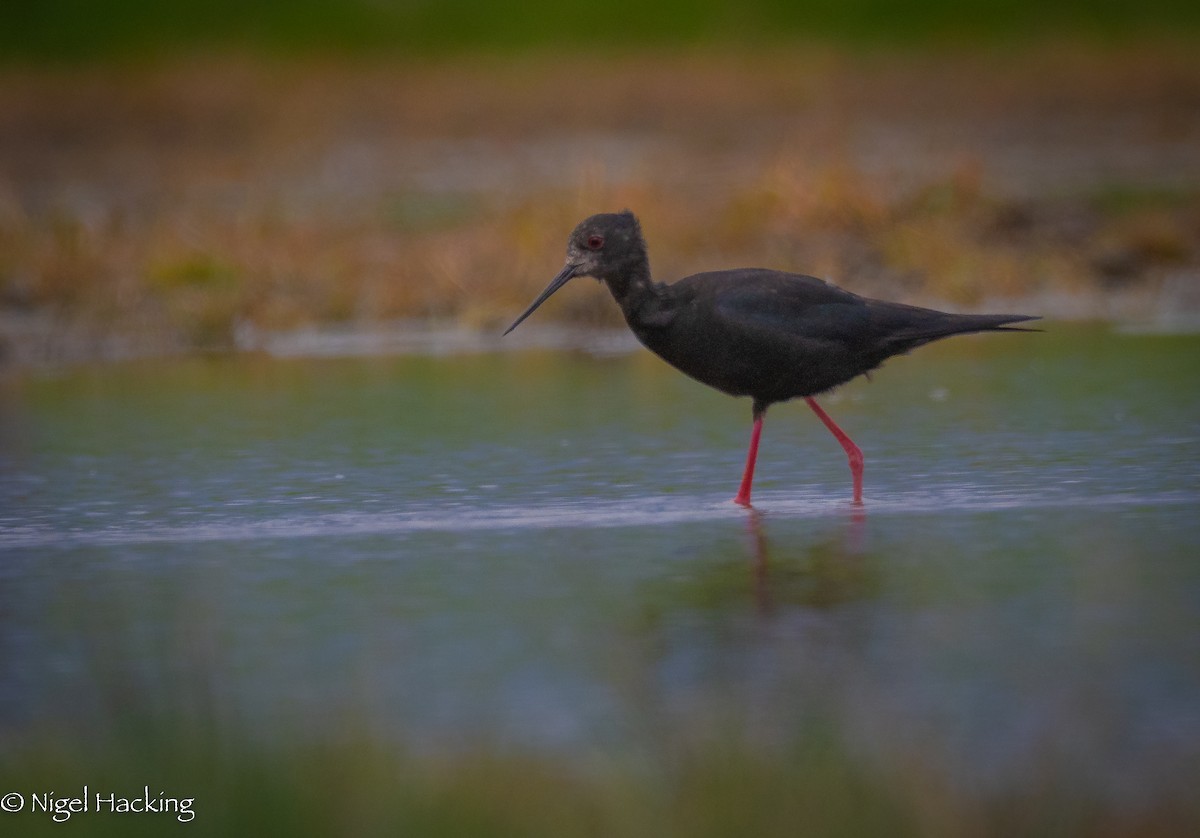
left=0, top=733, right=906, bottom=837
left=6, top=1, right=1200, bottom=61
left=7, top=722, right=1193, bottom=836
left=1, top=45, right=1199, bottom=364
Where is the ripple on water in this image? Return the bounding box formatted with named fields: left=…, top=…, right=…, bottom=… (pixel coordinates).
left=1, top=485, right=1195, bottom=550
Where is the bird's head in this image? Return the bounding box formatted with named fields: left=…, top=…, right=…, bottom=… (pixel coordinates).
left=503, top=211, right=646, bottom=335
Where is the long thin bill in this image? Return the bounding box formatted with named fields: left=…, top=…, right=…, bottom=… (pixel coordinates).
left=502, top=264, right=579, bottom=336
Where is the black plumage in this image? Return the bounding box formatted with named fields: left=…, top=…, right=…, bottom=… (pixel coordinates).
left=504, top=211, right=1037, bottom=506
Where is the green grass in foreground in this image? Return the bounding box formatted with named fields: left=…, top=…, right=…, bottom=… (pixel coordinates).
left=4, top=0, right=1200, bottom=61
left=9, top=726, right=1176, bottom=837
left=1, top=726, right=915, bottom=837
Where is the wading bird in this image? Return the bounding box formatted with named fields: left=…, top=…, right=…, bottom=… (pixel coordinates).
left=504, top=211, right=1037, bottom=506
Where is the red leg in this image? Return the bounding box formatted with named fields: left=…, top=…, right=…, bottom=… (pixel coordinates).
left=733, top=411, right=764, bottom=507
left=805, top=397, right=864, bottom=505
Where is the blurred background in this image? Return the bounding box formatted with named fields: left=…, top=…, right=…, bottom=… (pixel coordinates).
left=2, top=1, right=1199, bottom=362
left=2, top=4, right=1200, bottom=837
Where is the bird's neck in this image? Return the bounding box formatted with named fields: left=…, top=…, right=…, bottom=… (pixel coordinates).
left=603, top=261, right=661, bottom=321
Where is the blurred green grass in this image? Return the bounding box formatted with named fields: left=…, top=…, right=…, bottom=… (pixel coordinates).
left=8, top=723, right=1173, bottom=837
left=1, top=731, right=913, bottom=837
left=4, top=0, right=1200, bottom=61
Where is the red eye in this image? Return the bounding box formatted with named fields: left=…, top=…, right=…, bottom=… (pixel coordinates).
left=586, top=234, right=605, bottom=250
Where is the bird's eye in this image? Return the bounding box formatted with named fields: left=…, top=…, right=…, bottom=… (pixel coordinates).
left=586, top=234, right=605, bottom=250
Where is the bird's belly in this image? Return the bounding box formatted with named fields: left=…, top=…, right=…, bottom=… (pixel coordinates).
left=638, top=328, right=858, bottom=403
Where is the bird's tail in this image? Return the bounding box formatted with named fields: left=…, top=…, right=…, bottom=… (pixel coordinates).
left=929, top=312, right=1041, bottom=337
left=874, top=306, right=1041, bottom=352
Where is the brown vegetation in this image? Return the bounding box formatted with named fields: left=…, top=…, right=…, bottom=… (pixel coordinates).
left=1, top=44, right=1199, bottom=363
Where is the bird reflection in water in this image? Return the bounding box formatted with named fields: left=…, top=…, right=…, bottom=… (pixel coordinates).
left=743, top=506, right=870, bottom=616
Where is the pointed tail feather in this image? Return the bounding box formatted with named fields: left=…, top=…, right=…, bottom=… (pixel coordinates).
left=884, top=312, right=1041, bottom=351
left=937, top=313, right=1041, bottom=335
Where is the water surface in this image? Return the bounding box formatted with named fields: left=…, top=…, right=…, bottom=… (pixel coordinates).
left=2, top=324, right=1198, bottom=821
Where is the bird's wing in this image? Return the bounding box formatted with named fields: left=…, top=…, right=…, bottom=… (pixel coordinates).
left=696, top=270, right=875, bottom=349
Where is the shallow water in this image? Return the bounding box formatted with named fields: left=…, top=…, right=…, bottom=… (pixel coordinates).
left=2, top=324, right=1199, bottom=812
